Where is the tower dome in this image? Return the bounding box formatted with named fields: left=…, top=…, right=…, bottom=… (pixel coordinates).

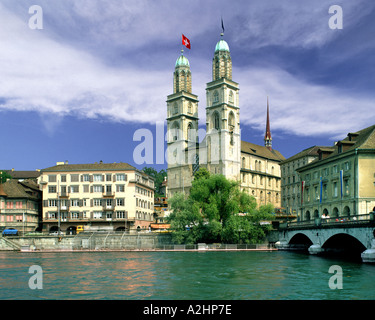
left=215, top=39, right=230, bottom=53
left=175, top=54, right=190, bottom=67
left=173, top=50, right=192, bottom=93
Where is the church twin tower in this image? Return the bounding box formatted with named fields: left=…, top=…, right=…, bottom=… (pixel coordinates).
left=166, top=35, right=261, bottom=195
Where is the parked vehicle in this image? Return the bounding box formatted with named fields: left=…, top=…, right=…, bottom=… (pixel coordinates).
left=2, top=229, right=18, bottom=236
left=77, top=225, right=84, bottom=234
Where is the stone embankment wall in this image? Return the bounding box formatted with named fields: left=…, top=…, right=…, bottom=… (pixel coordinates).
left=0, top=233, right=173, bottom=251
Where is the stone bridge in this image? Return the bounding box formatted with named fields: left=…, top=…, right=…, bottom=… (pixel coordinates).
left=276, top=213, right=375, bottom=263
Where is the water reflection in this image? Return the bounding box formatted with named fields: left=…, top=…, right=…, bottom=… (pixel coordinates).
left=0, top=251, right=373, bottom=300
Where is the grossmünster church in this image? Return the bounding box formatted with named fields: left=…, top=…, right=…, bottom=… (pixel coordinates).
left=166, top=33, right=285, bottom=208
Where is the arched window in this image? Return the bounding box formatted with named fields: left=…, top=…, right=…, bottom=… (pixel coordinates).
left=305, top=211, right=311, bottom=221
left=173, top=103, right=178, bottom=114
left=242, top=157, right=246, bottom=168
left=343, top=206, right=350, bottom=217
left=171, top=122, right=180, bottom=141
left=213, top=91, right=219, bottom=104
left=314, top=209, right=319, bottom=219
left=188, top=102, right=192, bottom=114
left=229, top=91, right=234, bottom=104
left=215, top=59, right=219, bottom=79
left=213, top=112, right=220, bottom=130
left=332, top=207, right=339, bottom=218
left=228, top=111, right=235, bottom=129
left=187, top=122, right=194, bottom=141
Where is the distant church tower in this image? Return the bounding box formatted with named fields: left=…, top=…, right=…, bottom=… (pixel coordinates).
left=205, top=33, right=241, bottom=181
left=166, top=50, right=199, bottom=195
left=264, top=97, right=272, bottom=150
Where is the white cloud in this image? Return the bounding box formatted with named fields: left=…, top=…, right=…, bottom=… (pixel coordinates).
left=234, top=66, right=374, bottom=139
left=0, top=0, right=374, bottom=141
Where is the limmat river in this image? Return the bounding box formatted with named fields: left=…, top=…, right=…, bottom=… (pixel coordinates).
left=0, top=250, right=374, bottom=300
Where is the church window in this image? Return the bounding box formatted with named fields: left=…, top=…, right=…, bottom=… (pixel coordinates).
left=213, top=91, right=219, bottom=104
left=229, top=91, right=234, bottom=104
left=188, top=102, right=192, bottom=114
left=214, top=112, right=220, bottom=130
left=173, top=103, right=178, bottom=114
left=228, top=111, right=235, bottom=129
left=172, top=122, right=180, bottom=141
left=187, top=122, right=194, bottom=141
left=242, top=157, right=246, bottom=168
left=215, top=59, right=219, bottom=79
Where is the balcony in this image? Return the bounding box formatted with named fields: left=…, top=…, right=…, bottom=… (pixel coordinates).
left=102, top=191, right=115, bottom=198
left=102, top=204, right=116, bottom=211
left=59, top=192, right=70, bottom=198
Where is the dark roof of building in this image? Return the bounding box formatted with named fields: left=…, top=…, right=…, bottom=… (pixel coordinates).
left=280, top=146, right=322, bottom=164
left=41, top=162, right=137, bottom=172
left=2, top=170, right=41, bottom=180
left=298, top=124, right=375, bottom=170
left=0, top=179, right=40, bottom=200
left=241, top=140, right=285, bottom=162
left=338, top=124, right=375, bottom=151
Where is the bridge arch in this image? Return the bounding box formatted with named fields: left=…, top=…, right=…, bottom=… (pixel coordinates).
left=322, top=233, right=367, bottom=259
left=288, top=232, right=313, bottom=250
left=322, top=233, right=367, bottom=250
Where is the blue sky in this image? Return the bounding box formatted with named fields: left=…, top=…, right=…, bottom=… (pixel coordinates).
left=0, top=0, right=374, bottom=172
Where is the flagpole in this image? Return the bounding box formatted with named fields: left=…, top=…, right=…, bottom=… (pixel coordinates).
left=221, top=16, right=225, bottom=37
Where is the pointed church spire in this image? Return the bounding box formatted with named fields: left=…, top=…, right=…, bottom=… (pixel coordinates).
left=264, top=96, right=272, bottom=150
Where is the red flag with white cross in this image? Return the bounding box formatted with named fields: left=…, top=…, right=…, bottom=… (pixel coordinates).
left=182, top=34, right=191, bottom=49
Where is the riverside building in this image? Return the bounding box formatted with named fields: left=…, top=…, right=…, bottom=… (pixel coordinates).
left=0, top=179, right=42, bottom=234
left=296, top=124, right=375, bottom=220
left=38, top=161, right=155, bottom=234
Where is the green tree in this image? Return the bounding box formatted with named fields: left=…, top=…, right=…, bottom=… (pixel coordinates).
left=167, top=193, right=202, bottom=244
left=193, top=167, right=210, bottom=181
left=0, top=171, right=12, bottom=184
left=142, top=167, right=167, bottom=197
left=189, top=174, right=256, bottom=226
left=168, top=173, right=273, bottom=244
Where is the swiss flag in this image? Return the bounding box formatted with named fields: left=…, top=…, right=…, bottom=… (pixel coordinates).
left=182, top=34, right=191, bottom=49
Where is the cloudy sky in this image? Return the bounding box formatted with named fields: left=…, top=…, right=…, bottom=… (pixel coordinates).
left=0, top=0, right=374, bottom=171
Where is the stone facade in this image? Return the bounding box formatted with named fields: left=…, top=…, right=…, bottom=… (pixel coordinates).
left=296, top=125, right=375, bottom=220
left=280, top=146, right=321, bottom=217
left=166, top=36, right=285, bottom=208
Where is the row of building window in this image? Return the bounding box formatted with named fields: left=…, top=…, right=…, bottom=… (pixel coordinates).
left=136, top=186, right=153, bottom=197
left=48, top=184, right=126, bottom=194
left=47, top=198, right=125, bottom=207
left=47, top=211, right=128, bottom=220
left=48, top=173, right=128, bottom=183
left=0, top=201, right=38, bottom=210
left=242, top=158, right=276, bottom=174
left=242, top=188, right=280, bottom=202
left=241, top=173, right=280, bottom=188
left=136, top=198, right=152, bottom=210
left=301, top=162, right=351, bottom=182
left=0, top=215, right=36, bottom=222
left=283, top=179, right=350, bottom=200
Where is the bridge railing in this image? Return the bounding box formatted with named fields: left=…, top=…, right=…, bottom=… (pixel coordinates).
left=281, top=213, right=374, bottom=230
